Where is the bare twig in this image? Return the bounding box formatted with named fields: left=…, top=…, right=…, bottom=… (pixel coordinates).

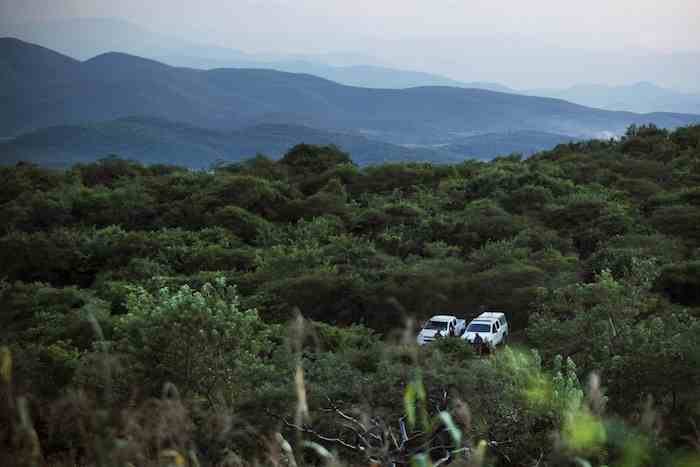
left=281, top=417, right=362, bottom=452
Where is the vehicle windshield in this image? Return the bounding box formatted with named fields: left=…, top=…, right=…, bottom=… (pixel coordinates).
left=424, top=320, right=448, bottom=331
left=467, top=323, right=491, bottom=333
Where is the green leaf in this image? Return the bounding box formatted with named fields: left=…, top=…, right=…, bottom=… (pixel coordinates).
left=438, top=411, right=462, bottom=446
left=404, top=383, right=416, bottom=429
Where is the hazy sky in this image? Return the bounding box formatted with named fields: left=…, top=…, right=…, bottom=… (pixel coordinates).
left=2, top=0, right=700, bottom=90
left=3, top=0, right=699, bottom=52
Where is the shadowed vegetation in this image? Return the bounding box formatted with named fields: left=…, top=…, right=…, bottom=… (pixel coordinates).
left=1, top=125, right=700, bottom=466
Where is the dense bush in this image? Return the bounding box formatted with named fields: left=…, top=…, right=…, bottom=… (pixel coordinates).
left=1, top=131, right=700, bottom=465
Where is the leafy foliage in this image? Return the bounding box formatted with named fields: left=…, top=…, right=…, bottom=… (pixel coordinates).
left=115, top=279, right=277, bottom=403
left=2, top=125, right=700, bottom=465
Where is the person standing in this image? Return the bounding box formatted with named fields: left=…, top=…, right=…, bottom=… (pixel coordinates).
left=473, top=333, right=483, bottom=355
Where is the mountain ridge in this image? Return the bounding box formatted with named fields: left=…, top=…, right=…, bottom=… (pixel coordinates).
left=1, top=19, right=502, bottom=90
left=526, top=81, right=700, bottom=114
left=2, top=38, right=699, bottom=152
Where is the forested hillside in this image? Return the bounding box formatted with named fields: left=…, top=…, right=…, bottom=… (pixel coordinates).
left=0, top=118, right=580, bottom=168
left=0, top=117, right=459, bottom=167
left=1, top=124, right=699, bottom=466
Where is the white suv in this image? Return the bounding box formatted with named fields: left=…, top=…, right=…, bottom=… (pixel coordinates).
left=416, top=315, right=467, bottom=346
left=462, top=312, right=508, bottom=349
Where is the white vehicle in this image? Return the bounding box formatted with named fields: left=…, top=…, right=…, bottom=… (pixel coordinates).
left=417, top=315, right=466, bottom=346
left=462, top=312, right=509, bottom=349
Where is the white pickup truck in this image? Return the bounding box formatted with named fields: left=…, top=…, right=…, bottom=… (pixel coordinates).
left=417, top=315, right=466, bottom=346
left=461, top=312, right=509, bottom=349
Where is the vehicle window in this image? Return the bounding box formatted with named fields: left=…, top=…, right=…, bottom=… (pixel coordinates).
left=492, top=324, right=497, bottom=333
left=495, top=322, right=500, bottom=330
left=425, top=321, right=448, bottom=331
left=467, top=323, right=490, bottom=333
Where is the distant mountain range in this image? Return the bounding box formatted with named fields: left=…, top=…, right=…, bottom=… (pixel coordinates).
left=6, top=17, right=700, bottom=112
left=230, top=62, right=515, bottom=91
left=3, top=38, right=698, bottom=141
left=6, top=18, right=700, bottom=97
left=4, top=18, right=700, bottom=111
left=0, top=18, right=505, bottom=91
left=1, top=37, right=699, bottom=166
left=525, top=82, right=700, bottom=115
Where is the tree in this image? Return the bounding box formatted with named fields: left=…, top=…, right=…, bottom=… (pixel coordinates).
left=208, top=205, right=272, bottom=243
left=528, top=258, right=700, bottom=416
left=279, top=144, right=353, bottom=177
left=115, top=278, right=277, bottom=405
left=0, top=281, right=111, bottom=397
